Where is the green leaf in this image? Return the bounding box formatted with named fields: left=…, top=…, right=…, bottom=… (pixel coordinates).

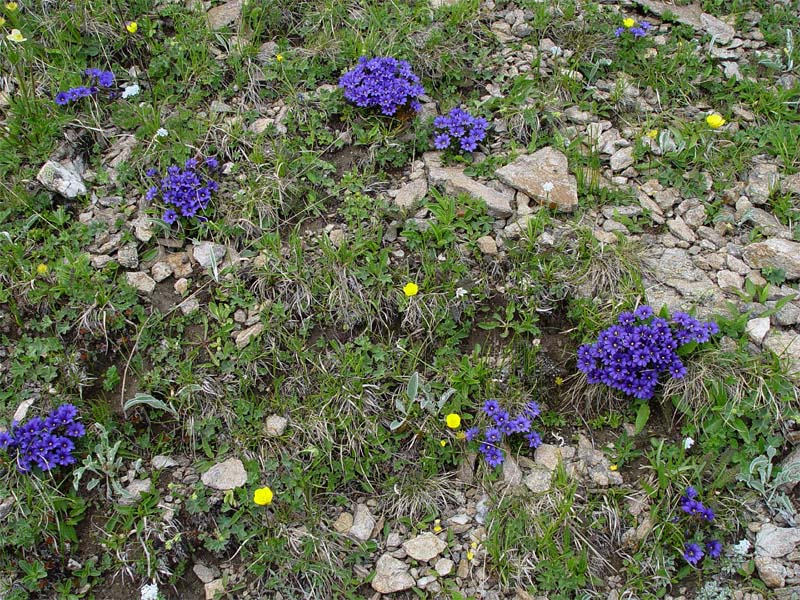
left=406, top=372, right=419, bottom=401
left=123, top=393, right=178, bottom=418
left=634, top=403, right=650, bottom=436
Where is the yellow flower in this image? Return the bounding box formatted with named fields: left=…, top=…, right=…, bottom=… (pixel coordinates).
left=623, top=18, right=635, bottom=28
left=276, top=53, right=284, bottom=62
left=455, top=431, right=466, bottom=441
left=609, top=464, right=618, bottom=472
left=445, top=413, right=461, bottom=429
left=646, top=129, right=658, bottom=139
left=36, top=263, right=48, bottom=275
left=439, top=439, right=447, bottom=447
left=706, top=113, right=726, bottom=129
left=471, top=541, right=477, bottom=549
left=403, top=282, right=419, bottom=297
left=253, top=486, right=273, bottom=506
left=5, top=2, right=18, bottom=11
left=554, top=376, right=564, bottom=386
left=6, top=27, right=25, bottom=42
left=433, top=519, right=442, bottom=533
left=125, top=20, right=138, bottom=34
left=466, top=550, right=475, bottom=560
left=0, top=16, right=5, bottom=26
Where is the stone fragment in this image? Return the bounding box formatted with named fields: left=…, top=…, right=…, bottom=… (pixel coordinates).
left=265, top=415, right=288, bottom=437
left=349, top=504, right=375, bottom=541
left=633, top=0, right=735, bottom=44
left=132, top=215, right=154, bottom=243
left=756, top=556, right=787, bottom=588
left=534, top=444, right=576, bottom=471
left=746, top=162, right=780, bottom=204
left=151, top=262, right=173, bottom=282
left=234, top=323, right=264, bottom=349
left=117, top=242, right=139, bottom=269
left=756, top=524, right=800, bottom=559
left=204, top=579, right=225, bottom=600
left=333, top=512, right=354, bottom=534
left=201, top=458, right=247, bottom=490
left=403, top=532, right=447, bottom=562
left=152, top=455, right=180, bottom=469
left=126, top=272, right=156, bottom=294
left=523, top=465, right=553, bottom=493
left=763, top=331, right=800, bottom=377
left=119, top=478, right=152, bottom=505
left=716, top=269, right=743, bottom=292
left=745, top=317, right=771, bottom=345
left=495, top=147, right=578, bottom=212
left=609, top=147, right=634, bottom=172
left=445, top=174, right=513, bottom=218
left=667, top=216, right=696, bottom=242
left=743, top=239, right=800, bottom=280
left=435, top=557, right=454, bottom=576
left=393, top=179, right=428, bottom=209
left=502, top=455, right=523, bottom=487
left=37, top=161, right=87, bottom=199
left=372, top=554, right=415, bottom=594
left=166, top=252, right=193, bottom=278
left=193, top=242, right=227, bottom=270
left=193, top=563, right=219, bottom=584
left=477, top=235, right=498, bottom=255
left=206, top=0, right=242, bottom=29
left=179, top=297, right=200, bottom=315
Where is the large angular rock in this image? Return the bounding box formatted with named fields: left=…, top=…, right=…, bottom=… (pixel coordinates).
left=207, top=0, right=242, bottom=29
left=756, top=524, right=800, bottom=559
left=393, top=179, right=428, bottom=209
left=348, top=503, right=375, bottom=541
left=762, top=330, right=800, bottom=377
left=372, top=554, right=414, bottom=594
left=201, top=458, right=247, bottom=490
left=126, top=271, right=156, bottom=294
left=403, top=532, right=447, bottom=562
left=746, top=162, right=781, bottom=204
left=633, top=0, right=735, bottom=44
left=193, top=242, right=227, bottom=270
left=37, top=161, right=87, bottom=199
left=495, top=147, right=579, bottom=212
left=742, top=239, right=800, bottom=280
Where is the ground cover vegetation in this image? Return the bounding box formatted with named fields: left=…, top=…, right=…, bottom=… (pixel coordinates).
left=1, top=0, right=800, bottom=598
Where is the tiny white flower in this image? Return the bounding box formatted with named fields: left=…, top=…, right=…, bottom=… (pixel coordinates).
left=732, top=539, right=751, bottom=556
left=542, top=182, right=554, bottom=193
left=683, top=436, right=695, bottom=450
left=455, top=287, right=468, bottom=299
left=156, top=128, right=168, bottom=138
left=121, top=83, right=140, bottom=99
left=141, top=583, right=159, bottom=600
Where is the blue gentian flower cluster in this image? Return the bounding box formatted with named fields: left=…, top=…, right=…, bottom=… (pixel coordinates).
left=54, top=68, right=116, bottom=105
left=339, top=56, right=425, bottom=116
left=678, top=487, right=723, bottom=566
left=145, top=157, right=220, bottom=224
left=615, top=19, right=652, bottom=38
left=0, top=404, right=86, bottom=473
left=577, top=306, right=719, bottom=400
left=432, top=107, right=488, bottom=153
left=465, top=399, right=543, bottom=468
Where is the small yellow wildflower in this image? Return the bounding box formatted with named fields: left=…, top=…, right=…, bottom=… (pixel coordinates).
left=445, top=413, right=461, bottom=429
left=466, top=550, right=475, bottom=560
left=623, top=18, right=635, bottom=28
left=471, top=541, right=478, bottom=549
left=433, top=519, right=442, bottom=533
left=36, top=263, right=48, bottom=275
left=554, top=376, right=564, bottom=386
left=125, top=20, right=138, bottom=34
left=403, top=282, right=419, bottom=297
left=705, top=113, right=726, bottom=129
left=609, top=464, right=618, bottom=472
left=253, top=486, right=273, bottom=506
left=276, top=53, right=284, bottom=62
left=5, top=2, right=18, bottom=11
left=455, top=431, right=466, bottom=441
left=6, top=28, right=25, bottom=42
left=439, top=439, right=447, bottom=447
left=0, top=16, right=5, bottom=26
left=646, top=129, right=658, bottom=139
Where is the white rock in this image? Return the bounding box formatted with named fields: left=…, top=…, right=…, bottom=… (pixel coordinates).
left=393, top=179, right=428, bottom=209
left=119, top=478, right=152, bottom=505
left=13, top=399, right=35, bottom=423
left=435, top=558, right=454, bottom=576
left=476, top=235, right=498, bottom=255
left=201, top=458, right=247, bottom=490
left=609, top=147, right=634, bottom=172
left=403, top=532, right=447, bottom=562
left=193, top=242, right=227, bottom=270
left=234, top=323, right=264, bottom=349
left=265, top=415, right=288, bottom=437
left=204, top=578, right=225, bottom=600
left=152, top=455, right=180, bottom=469
left=126, top=272, right=156, bottom=294
left=348, top=504, right=375, bottom=541
left=745, top=317, right=771, bottom=344
left=743, top=239, right=800, bottom=280
left=151, top=262, right=173, bottom=282
left=371, top=554, right=415, bottom=594
left=756, top=524, right=800, bottom=559
left=193, top=563, right=218, bottom=584
left=523, top=465, right=553, bottom=493
left=37, top=161, right=86, bottom=198
left=495, top=147, right=578, bottom=212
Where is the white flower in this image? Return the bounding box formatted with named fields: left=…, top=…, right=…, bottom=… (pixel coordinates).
left=121, top=83, right=140, bottom=99
left=683, top=437, right=695, bottom=450
left=542, top=181, right=554, bottom=193
left=455, top=287, right=468, bottom=299
left=141, top=583, right=159, bottom=600
left=155, top=128, right=168, bottom=138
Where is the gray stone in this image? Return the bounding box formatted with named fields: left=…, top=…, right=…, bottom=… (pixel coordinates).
left=534, top=445, right=576, bottom=471
left=667, top=216, right=696, bottom=243
left=403, top=532, right=447, bottom=562
left=132, top=216, right=154, bottom=243
left=37, top=161, right=86, bottom=199
left=201, top=458, right=247, bottom=490
left=193, top=563, right=218, bottom=584
left=12, top=399, right=35, bottom=423
left=435, top=557, right=454, bottom=577
left=745, top=317, right=771, bottom=344
left=743, top=239, right=800, bottom=280
left=495, top=147, right=578, bottom=212
left=634, top=0, right=735, bottom=44
left=349, top=503, right=375, bottom=541
left=210, top=100, right=233, bottom=114
left=755, top=556, right=787, bottom=588
left=746, top=162, right=780, bottom=204
left=125, top=272, right=156, bottom=294
left=717, top=269, right=743, bottom=292
left=152, top=455, right=179, bottom=469
left=502, top=455, right=523, bottom=487
left=204, top=579, right=225, bottom=600
left=116, top=242, right=139, bottom=269
left=193, top=242, right=227, bottom=270
left=763, top=331, right=800, bottom=377
left=234, top=323, right=264, bottom=349
left=756, top=524, right=800, bottom=559
left=265, top=415, right=288, bottom=437
left=119, top=478, right=152, bottom=505
left=609, top=147, right=634, bottom=172
left=523, top=465, right=553, bottom=493
left=477, top=235, right=498, bottom=255
left=151, top=262, right=173, bottom=282
left=445, top=174, right=513, bottom=218
left=393, top=179, right=428, bottom=209
left=779, top=447, right=800, bottom=493
left=372, top=554, right=415, bottom=594
left=179, top=297, right=200, bottom=315
left=0, top=496, right=14, bottom=520
left=206, top=0, right=242, bottom=29
left=333, top=512, right=353, bottom=534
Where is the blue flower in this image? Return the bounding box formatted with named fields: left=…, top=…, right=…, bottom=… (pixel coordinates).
left=163, top=209, right=178, bottom=224
left=705, top=539, right=722, bottom=559
left=683, top=542, right=704, bottom=566
left=465, top=426, right=480, bottom=441
left=339, top=56, right=425, bottom=116
left=526, top=431, right=542, bottom=448
left=54, top=91, right=70, bottom=105
left=433, top=133, right=451, bottom=150
left=483, top=399, right=500, bottom=416
left=431, top=107, right=487, bottom=154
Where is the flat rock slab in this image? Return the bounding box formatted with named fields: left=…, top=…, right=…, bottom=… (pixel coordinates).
left=207, top=0, right=242, bottom=29
left=201, top=458, right=247, bottom=490
left=495, top=147, right=578, bottom=212
left=372, top=554, right=414, bottom=594
left=402, top=532, right=447, bottom=562
left=37, top=161, right=87, bottom=199
left=348, top=503, right=375, bottom=541
left=634, top=0, right=735, bottom=44
left=756, top=524, right=800, bottom=559
left=743, top=238, right=800, bottom=280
